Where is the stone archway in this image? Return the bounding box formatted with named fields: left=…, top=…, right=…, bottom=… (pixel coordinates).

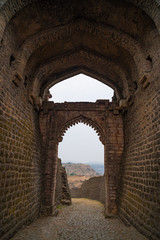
left=1, top=1, right=160, bottom=239
left=57, top=115, right=105, bottom=144
left=40, top=100, right=124, bottom=216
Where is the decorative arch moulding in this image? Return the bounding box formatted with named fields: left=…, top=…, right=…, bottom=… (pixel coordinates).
left=57, top=115, right=106, bottom=145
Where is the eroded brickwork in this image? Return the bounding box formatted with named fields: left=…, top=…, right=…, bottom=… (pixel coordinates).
left=118, top=80, right=160, bottom=240
left=0, top=79, right=42, bottom=240
left=55, top=158, right=71, bottom=206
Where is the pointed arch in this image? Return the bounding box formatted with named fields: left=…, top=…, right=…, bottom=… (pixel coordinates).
left=57, top=115, right=106, bottom=145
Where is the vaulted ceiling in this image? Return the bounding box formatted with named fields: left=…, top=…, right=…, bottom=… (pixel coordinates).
left=0, top=0, right=160, bottom=102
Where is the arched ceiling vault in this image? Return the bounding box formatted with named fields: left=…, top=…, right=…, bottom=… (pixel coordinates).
left=12, top=20, right=150, bottom=75
left=0, top=0, right=160, bottom=40
left=28, top=50, right=130, bottom=102
left=0, top=0, right=160, bottom=105
left=20, top=24, right=141, bottom=101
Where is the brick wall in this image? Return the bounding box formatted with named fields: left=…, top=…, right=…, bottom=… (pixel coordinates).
left=118, top=79, right=160, bottom=240
left=0, top=77, right=42, bottom=240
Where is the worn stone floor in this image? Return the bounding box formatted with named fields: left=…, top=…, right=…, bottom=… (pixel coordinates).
left=11, top=198, right=148, bottom=240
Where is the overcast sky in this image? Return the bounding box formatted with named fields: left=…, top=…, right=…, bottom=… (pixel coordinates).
left=50, top=74, right=113, bottom=164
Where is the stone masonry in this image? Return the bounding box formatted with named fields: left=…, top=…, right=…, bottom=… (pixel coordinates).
left=55, top=158, right=71, bottom=207
left=39, top=100, right=124, bottom=217
left=0, top=1, right=160, bottom=239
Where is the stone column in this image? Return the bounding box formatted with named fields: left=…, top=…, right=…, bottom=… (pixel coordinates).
left=42, top=141, right=58, bottom=215
left=104, top=143, right=116, bottom=216
left=104, top=143, right=110, bottom=215
left=104, top=111, right=123, bottom=216
left=41, top=111, right=58, bottom=215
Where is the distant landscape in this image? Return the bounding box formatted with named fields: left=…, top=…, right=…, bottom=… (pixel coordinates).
left=62, top=163, right=100, bottom=176
left=62, top=162, right=104, bottom=189
left=89, top=164, right=104, bottom=175
left=62, top=162, right=104, bottom=175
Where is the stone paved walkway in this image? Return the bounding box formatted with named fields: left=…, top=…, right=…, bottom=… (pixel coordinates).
left=12, top=198, right=148, bottom=240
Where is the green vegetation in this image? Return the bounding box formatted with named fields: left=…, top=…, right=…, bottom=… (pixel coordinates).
left=70, top=172, right=76, bottom=176
left=56, top=204, right=68, bottom=210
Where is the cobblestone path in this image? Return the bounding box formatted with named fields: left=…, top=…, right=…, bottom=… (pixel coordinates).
left=12, top=198, right=148, bottom=240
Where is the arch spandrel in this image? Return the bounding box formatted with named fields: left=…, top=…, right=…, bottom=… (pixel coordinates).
left=57, top=115, right=106, bottom=145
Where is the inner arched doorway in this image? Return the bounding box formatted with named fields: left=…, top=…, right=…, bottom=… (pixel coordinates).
left=40, top=100, right=124, bottom=216
left=58, top=122, right=104, bottom=167
left=49, top=73, right=114, bottom=103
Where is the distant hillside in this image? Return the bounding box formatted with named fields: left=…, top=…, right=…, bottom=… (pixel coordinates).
left=62, top=163, right=99, bottom=177
left=90, top=164, right=104, bottom=175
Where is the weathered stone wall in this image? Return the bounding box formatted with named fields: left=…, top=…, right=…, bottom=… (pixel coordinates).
left=118, top=79, right=160, bottom=240
left=0, top=78, right=42, bottom=240
left=55, top=158, right=71, bottom=206
left=0, top=29, right=42, bottom=239
left=71, top=176, right=105, bottom=204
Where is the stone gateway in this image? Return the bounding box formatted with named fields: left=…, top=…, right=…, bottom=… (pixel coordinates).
left=0, top=1, right=160, bottom=239
left=40, top=101, right=123, bottom=216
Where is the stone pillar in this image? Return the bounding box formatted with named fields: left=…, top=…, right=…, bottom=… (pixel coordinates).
left=104, top=143, right=117, bottom=216
left=104, top=143, right=110, bottom=215
left=40, top=110, right=58, bottom=216
left=104, top=113, right=123, bottom=217
left=42, top=141, right=58, bottom=215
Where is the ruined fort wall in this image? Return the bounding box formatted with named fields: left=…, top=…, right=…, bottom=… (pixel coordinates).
left=118, top=78, right=160, bottom=240
left=55, top=158, right=71, bottom=206
left=71, top=176, right=105, bottom=204
left=0, top=79, right=42, bottom=240
left=0, top=36, right=42, bottom=240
